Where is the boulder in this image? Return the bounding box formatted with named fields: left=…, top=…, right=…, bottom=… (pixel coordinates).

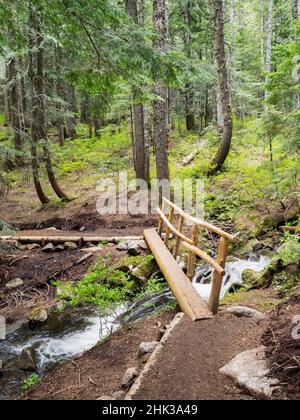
left=127, top=241, right=140, bottom=256
left=42, top=243, right=55, bottom=253
left=64, top=242, right=78, bottom=251
left=223, top=306, right=267, bottom=322
left=56, top=244, right=65, bottom=252
left=27, top=307, right=48, bottom=324
left=220, top=346, right=279, bottom=399
left=242, top=269, right=263, bottom=285
left=116, top=241, right=128, bottom=251
left=121, top=367, right=138, bottom=390
left=235, top=239, right=261, bottom=257
left=19, top=347, right=36, bottom=371
left=138, top=341, right=159, bottom=357
left=5, top=278, right=24, bottom=290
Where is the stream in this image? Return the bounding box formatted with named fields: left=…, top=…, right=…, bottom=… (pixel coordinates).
left=0, top=254, right=269, bottom=400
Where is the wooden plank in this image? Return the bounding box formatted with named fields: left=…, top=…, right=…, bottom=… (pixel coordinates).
left=144, top=228, right=213, bottom=321
left=162, top=197, right=235, bottom=240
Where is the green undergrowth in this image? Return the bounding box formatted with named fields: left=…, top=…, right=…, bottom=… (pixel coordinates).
left=54, top=254, right=167, bottom=312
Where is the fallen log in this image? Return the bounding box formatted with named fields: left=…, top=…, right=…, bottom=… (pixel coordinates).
left=180, top=139, right=205, bottom=167
left=0, top=235, right=143, bottom=245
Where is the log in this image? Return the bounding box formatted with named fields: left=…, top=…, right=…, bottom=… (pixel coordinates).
left=0, top=235, right=143, bottom=245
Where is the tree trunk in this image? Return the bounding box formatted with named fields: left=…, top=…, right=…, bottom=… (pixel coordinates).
left=29, top=5, right=69, bottom=202
left=54, top=46, right=65, bottom=146
left=9, top=56, right=25, bottom=160
left=153, top=0, right=170, bottom=182
left=183, top=0, right=195, bottom=131
left=126, top=0, right=150, bottom=183
left=265, top=0, right=273, bottom=107
left=292, top=0, right=299, bottom=20
left=64, top=83, right=77, bottom=139
left=28, top=5, right=49, bottom=204
left=209, top=0, right=233, bottom=174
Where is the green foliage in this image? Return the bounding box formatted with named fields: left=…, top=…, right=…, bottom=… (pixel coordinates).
left=22, top=374, right=41, bottom=392
left=277, top=234, right=300, bottom=266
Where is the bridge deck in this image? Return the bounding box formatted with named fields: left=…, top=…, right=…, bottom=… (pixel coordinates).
left=144, top=228, right=213, bottom=321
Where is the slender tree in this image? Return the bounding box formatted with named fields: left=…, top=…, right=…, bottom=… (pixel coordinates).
left=153, top=0, right=170, bottom=182
left=125, top=0, right=150, bottom=183
left=209, top=0, right=233, bottom=174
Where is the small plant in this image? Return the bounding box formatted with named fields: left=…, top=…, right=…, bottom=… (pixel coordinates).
left=278, top=234, right=300, bottom=266
left=22, top=374, right=41, bottom=392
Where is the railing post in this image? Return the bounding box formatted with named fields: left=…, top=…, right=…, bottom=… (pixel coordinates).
left=187, top=225, right=199, bottom=280
left=164, top=206, right=175, bottom=248
left=173, top=215, right=184, bottom=259
left=158, top=201, right=165, bottom=237
left=208, top=237, right=229, bottom=315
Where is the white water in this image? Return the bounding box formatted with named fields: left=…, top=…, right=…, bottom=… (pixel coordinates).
left=7, top=309, right=124, bottom=373
left=193, top=255, right=270, bottom=302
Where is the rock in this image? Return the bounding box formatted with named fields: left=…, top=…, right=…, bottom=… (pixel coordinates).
left=138, top=341, right=159, bottom=357
left=79, top=226, right=86, bottom=232
left=220, top=346, right=279, bottom=399
left=0, top=359, right=3, bottom=377
left=157, top=327, right=167, bottom=342
left=19, top=347, right=36, bottom=371
left=27, top=307, right=48, bottom=324
left=112, top=391, right=125, bottom=400
left=25, top=243, right=41, bottom=251
left=56, top=281, right=75, bottom=301
left=42, top=243, right=55, bottom=253
left=227, top=282, right=244, bottom=294
left=0, top=220, right=16, bottom=236
left=97, top=395, right=114, bottom=400
left=140, top=353, right=151, bottom=364
left=0, top=243, right=19, bottom=254
left=223, top=306, right=267, bottom=322
left=260, top=238, right=274, bottom=250
left=56, top=245, right=65, bottom=252
left=64, top=242, right=78, bottom=251
left=241, top=269, right=263, bottom=285
left=253, top=242, right=263, bottom=252
left=136, top=240, right=148, bottom=250
left=121, top=367, right=138, bottom=390
left=5, top=278, right=24, bottom=290
left=116, top=241, right=128, bottom=251
left=45, top=227, right=58, bottom=232
left=127, top=241, right=140, bottom=256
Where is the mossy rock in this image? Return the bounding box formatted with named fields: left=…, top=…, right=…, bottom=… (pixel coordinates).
left=0, top=220, right=16, bottom=236
left=241, top=269, right=263, bottom=285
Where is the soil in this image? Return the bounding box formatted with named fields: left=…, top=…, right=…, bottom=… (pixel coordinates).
left=0, top=244, right=147, bottom=322
left=262, top=295, right=300, bottom=400
left=131, top=313, right=267, bottom=400
left=25, top=310, right=176, bottom=400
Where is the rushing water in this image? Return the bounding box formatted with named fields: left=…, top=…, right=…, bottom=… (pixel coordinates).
left=193, top=253, right=270, bottom=302
left=0, top=255, right=269, bottom=400
left=0, top=290, right=175, bottom=400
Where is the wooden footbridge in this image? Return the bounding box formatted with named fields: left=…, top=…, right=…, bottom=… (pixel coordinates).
left=144, top=198, right=235, bottom=321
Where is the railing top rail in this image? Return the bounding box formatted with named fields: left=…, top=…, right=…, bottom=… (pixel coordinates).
left=162, top=197, right=235, bottom=241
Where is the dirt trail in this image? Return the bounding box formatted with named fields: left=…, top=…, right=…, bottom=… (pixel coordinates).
left=131, top=313, right=267, bottom=400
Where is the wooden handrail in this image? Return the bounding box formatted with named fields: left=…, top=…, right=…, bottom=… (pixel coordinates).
left=182, top=241, right=225, bottom=275
left=162, top=197, right=235, bottom=240
left=156, top=208, right=194, bottom=245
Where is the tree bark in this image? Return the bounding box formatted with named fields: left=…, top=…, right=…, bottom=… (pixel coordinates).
left=126, top=0, right=150, bottom=183
left=28, top=5, right=49, bottom=204
left=29, top=4, right=70, bottom=202
left=292, top=0, right=299, bottom=20
left=153, top=0, right=170, bottom=182
left=9, top=56, right=25, bottom=160
left=209, top=0, right=233, bottom=174
left=265, top=0, right=273, bottom=107
left=183, top=0, right=195, bottom=131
